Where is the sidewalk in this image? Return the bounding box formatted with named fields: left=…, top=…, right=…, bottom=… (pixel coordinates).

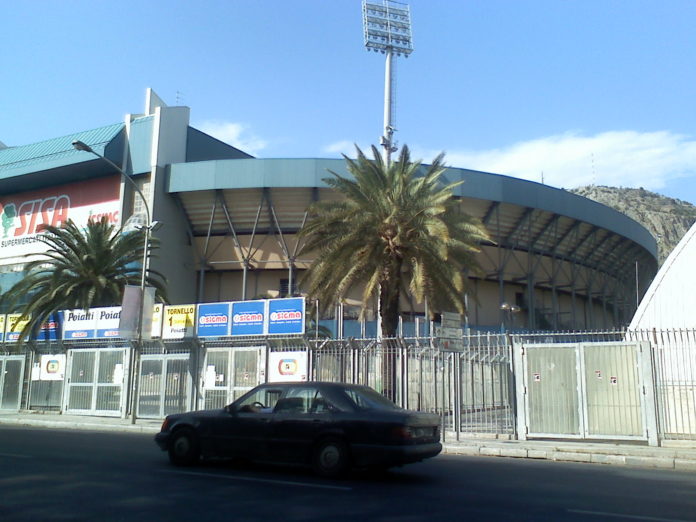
left=441, top=432, right=696, bottom=472
left=2, top=411, right=696, bottom=472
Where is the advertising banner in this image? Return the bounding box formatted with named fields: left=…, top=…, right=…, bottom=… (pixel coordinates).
left=0, top=176, right=121, bottom=260
left=197, top=302, right=231, bottom=337
left=6, top=313, right=30, bottom=342
left=269, top=351, right=308, bottom=382
left=268, top=297, right=305, bottom=335
left=35, top=313, right=61, bottom=341
left=231, top=300, right=266, bottom=336
left=95, top=307, right=121, bottom=338
left=151, top=303, right=163, bottom=339
left=0, top=314, right=5, bottom=342
left=162, top=304, right=196, bottom=339
left=62, top=309, right=97, bottom=340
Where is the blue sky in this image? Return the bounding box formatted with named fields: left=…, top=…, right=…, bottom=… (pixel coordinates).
left=3, top=0, right=696, bottom=203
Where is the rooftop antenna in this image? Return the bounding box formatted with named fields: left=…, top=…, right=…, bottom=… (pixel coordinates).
left=362, top=0, right=413, bottom=165
left=591, top=153, right=596, bottom=185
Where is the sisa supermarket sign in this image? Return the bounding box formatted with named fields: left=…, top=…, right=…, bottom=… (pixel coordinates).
left=196, top=297, right=305, bottom=338
left=0, top=176, right=120, bottom=259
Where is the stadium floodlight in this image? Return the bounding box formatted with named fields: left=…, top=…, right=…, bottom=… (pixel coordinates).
left=362, top=0, right=413, bottom=164
left=363, top=0, right=413, bottom=56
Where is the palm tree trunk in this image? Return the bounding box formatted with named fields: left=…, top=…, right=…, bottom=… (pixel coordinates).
left=379, top=263, right=401, bottom=402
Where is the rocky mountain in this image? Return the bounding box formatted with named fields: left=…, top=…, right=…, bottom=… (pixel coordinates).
left=570, top=185, right=696, bottom=264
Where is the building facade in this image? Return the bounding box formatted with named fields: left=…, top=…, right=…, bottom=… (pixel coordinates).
left=0, top=89, right=658, bottom=333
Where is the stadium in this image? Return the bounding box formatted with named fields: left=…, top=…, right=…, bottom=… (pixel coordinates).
left=0, top=89, right=657, bottom=334
left=0, top=89, right=659, bottom=419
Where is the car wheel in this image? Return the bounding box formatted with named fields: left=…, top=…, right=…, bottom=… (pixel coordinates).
left=312, top=438, right=350, bottom=478
left=168, top=428, right=200, bottom=466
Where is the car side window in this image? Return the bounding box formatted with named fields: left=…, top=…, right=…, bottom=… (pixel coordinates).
left=236, top=388, right=282, bottom=413
left=274, top=387, right=337, bottom=414
left=310, top=393, right=331, bottom=414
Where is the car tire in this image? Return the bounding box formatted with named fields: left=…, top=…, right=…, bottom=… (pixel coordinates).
left=312, top=438, right=350, bottom=478
left=168, top=427, right=200, bottom=467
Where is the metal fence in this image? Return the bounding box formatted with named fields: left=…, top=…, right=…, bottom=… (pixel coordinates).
left=306, top=335, right=516, bottom=437
left=627, top=329, right=696, bottom=441
left=4, top=328, right=696, bottom=444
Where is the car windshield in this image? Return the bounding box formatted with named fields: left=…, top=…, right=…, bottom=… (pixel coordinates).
left=342, top=386, right=401, bottom=411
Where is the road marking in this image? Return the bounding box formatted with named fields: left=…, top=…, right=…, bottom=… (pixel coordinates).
left=160, top=469, right=353, bottom=491
left=568, top=509, right=693, bottom=522
left=0, top=452, right=31, bottom=459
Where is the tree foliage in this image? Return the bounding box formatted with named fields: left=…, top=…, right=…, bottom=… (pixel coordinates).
left=1, top=217, right=167, bottom=343
left=299, top=145, right=490, bottom=337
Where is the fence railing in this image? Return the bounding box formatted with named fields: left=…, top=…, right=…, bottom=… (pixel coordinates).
left=306, top=335, right=516, bottom=437
left=6, top=329, right=696, bottom=443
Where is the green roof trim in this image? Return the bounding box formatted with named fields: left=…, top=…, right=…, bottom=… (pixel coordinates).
left=0, top=122, right=124, bottom=176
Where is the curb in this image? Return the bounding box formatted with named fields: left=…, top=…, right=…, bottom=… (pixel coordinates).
left=0, top=416, right=160, bottom=434
left=441, top=442, right=696, bottom=472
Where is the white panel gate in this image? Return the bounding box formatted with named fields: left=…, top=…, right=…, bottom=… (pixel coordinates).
left=202, top=347, right=266, bottom=409
left=0, top=355, right=26, bottom=411
left=137, top=354, right=191, bottom=418
left=517, top=342, right=657, bottom=444
left=64, top=348, right=127, bottom=416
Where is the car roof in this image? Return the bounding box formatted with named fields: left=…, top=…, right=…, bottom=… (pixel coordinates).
left=260, top=381, right=368, bottom=390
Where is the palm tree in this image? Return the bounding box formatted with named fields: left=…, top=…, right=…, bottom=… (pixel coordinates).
left=1, top=217, right=167, bottom=343
left=299, top=145, right=490, bottom=338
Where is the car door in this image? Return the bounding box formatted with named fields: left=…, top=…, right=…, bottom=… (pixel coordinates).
left=268, top=386, right=333, bottom=464
left=212, top=387, right=281, bottom=459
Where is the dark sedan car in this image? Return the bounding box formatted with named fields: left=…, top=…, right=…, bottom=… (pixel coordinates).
left=155, top=381, right=442, bottom=477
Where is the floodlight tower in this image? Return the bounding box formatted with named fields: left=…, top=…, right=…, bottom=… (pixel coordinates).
left=362, top=0, right=413, bottom=165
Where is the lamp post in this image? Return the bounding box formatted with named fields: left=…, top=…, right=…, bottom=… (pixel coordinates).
left=72, top=140, right=153, bottom=424
left=500, top=302, right=521, bottom=332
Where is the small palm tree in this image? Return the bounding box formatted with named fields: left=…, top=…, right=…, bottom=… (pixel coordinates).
left=299, top=145, right=490, bottom=337
left=1, top=217, right=167, bottom=342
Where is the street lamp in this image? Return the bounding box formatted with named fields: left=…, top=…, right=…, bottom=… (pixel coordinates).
left=72, top=139, right=156, bottom=423
left=500, top=302, right=521, bottom=332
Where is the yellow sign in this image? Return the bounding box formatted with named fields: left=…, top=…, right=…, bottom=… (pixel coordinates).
left=151, top=303, right=164, bottom=338
left=6, top=313, right=30, bottom=342
left=0, top=315, right=5, bottom=341
left=162, top=305, right=195, bottom=339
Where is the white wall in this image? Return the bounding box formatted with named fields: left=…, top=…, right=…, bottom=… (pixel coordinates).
left=630, top=223, right=696, bottom=329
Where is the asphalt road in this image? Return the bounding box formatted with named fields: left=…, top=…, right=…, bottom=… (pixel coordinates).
left=2, top=426, right=696, bottom=522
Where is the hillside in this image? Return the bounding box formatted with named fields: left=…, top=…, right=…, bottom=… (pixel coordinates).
left=570, top=185, right=696, bottom=264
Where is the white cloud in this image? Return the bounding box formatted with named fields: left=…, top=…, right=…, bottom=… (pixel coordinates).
left=323, top=140, right=355, bottom=156
left=197, top=121, right=268, bottom=156
left=323, top=140, right=377, bottom=158
left=419, top=130, right=696, bottom=191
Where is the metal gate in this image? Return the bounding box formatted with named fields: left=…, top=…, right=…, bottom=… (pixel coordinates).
left=0, top=355, right=25, bottom=411
left=202, top=347, right=266, bottom=409
left=138, top=354, right=191, bottom=418
left=518, top=342, right=657, bottom=444
left=64, top=348, right=127, bottom=416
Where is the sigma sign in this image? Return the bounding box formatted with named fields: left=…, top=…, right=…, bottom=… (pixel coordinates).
left=268, top=298, right=305, bottom=335
left=234, top=313, right=264, bottom=323
left=196, top=298, right=306, bottom=337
